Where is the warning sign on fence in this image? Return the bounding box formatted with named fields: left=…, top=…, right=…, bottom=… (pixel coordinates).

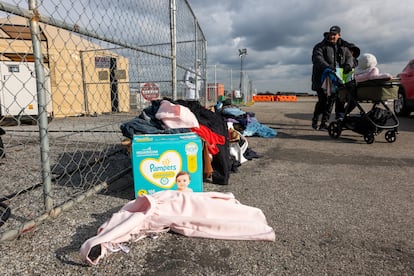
left=141, top=83, right=160, bottom=101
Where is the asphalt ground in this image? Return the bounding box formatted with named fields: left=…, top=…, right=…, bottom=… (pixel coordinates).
left=1, top=97, right=413, bottom=275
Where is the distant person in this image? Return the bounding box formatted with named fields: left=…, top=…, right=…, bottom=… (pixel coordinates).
left=184, top=60, right=202, bottom=100
left=311, top=25, right=355, bottom=130
left=175, top=171, right=193, bottom=192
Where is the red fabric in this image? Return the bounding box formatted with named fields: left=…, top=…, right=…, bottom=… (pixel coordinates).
left=191, top=124, right=226, bottom=155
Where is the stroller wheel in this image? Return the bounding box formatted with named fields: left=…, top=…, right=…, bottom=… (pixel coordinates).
left=328, top=122, right=341, bottom=139
left=385, top=130, right=397, bottom=143
left=364, top=133, right=375, bottom=144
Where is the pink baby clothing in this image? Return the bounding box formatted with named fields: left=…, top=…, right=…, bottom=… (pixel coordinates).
left=155, top=100, right=199, bottom=129
left=80, top=190, right=275, bottom=265
left=355, top=67, right=392, bottom=83
left=355, top=53, right=393, bottom=83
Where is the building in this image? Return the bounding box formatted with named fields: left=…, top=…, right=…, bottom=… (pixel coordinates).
left=0, top=16, right=130, bottom=120
left=207, top=83, right=224, bottom=102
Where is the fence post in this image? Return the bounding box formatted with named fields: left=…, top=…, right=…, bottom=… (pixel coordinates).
left=170, top=0, right=177, bottom=100
left=28, top=0, right=53, bottom=211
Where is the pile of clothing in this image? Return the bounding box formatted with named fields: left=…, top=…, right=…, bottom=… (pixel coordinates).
left=121, top=99, right=233, bottom=185
left=80, top=101, right=277, bottom=266
left=216, top=99, right=277, bottom=138
left=120, top=99, right=276, bottom=184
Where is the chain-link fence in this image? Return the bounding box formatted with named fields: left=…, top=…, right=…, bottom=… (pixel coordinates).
left=206, top=64, right=255, bottom=105
left=0, top=0, right=206, bottom=241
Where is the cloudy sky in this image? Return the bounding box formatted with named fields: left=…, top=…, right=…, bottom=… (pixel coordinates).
left=187, top=0, right=414, bottom=93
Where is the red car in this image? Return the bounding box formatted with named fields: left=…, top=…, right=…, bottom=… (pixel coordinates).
left=394, top=59, right=414, bottom=116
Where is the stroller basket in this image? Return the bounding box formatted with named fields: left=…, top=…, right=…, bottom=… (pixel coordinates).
left=354, top=78, right=399, bottom=101
left=338, top=78, right=399, bottom=102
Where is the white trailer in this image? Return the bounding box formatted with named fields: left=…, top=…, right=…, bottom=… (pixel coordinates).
left=0, top=61, right=53, bottom=124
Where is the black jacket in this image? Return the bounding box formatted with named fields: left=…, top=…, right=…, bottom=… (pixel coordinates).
left=311, top=38, right=354, bottom=91
left=338, top=38, right=360, bottom=68
left=338, top=38, right=360, bottom=59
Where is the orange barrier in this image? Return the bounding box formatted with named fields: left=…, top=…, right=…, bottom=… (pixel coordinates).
left=252, top=95, right=298, bottom=102
left=275, top=95, right=297, bottom=102
left=252, top=95, right=274, bottom=102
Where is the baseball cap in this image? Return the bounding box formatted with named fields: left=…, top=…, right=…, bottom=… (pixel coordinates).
left=329, top=25, right=341, bottom=34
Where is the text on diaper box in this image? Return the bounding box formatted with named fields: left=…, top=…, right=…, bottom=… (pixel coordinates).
left=135, top=147, right=158, bottom=157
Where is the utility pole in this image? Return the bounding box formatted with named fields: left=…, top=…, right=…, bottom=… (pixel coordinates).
left=238, top=48, right=247, bottom=102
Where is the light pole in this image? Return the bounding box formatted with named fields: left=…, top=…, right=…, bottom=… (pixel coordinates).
left=238, top=48, right=247, bottom=102
left=214, top=64, right=217, bottom=101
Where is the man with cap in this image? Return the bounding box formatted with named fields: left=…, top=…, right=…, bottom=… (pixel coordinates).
left=311, top=25, right=355, bottom=130
left=322, top=31, right=361, bottom=119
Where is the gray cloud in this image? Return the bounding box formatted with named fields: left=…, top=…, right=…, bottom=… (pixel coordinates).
left=188, top=0, right=414, bottom=92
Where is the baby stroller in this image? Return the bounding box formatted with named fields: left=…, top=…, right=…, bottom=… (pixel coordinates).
left=324, top=70, right=400, bottom=144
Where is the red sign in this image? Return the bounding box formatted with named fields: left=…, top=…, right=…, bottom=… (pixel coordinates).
left=141, top=83, right=160, bottom=100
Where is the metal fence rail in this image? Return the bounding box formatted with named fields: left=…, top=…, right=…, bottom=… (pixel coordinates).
left=0, top=0, right=206, bottom=241
left=206, top=64, right=255, bottom=105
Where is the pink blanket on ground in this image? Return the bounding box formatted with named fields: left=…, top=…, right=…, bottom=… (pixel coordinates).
left=80, top=190, right=275, bottom=265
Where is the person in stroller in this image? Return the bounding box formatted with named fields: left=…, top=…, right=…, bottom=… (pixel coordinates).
left=311, top=25, right=356, bottom=130
left=354, top=53, right=393, bottom=83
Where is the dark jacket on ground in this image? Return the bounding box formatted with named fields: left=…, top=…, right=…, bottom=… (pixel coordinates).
left=311, top=37, right=354, bottom=91
left=176, top=100, right=232, bottom=185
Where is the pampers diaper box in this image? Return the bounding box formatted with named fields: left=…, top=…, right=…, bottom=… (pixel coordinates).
left=132, top=132, right=203, bottom=197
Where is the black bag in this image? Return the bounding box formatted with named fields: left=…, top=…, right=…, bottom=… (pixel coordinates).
left=367, top=107, right=392, bottom=125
